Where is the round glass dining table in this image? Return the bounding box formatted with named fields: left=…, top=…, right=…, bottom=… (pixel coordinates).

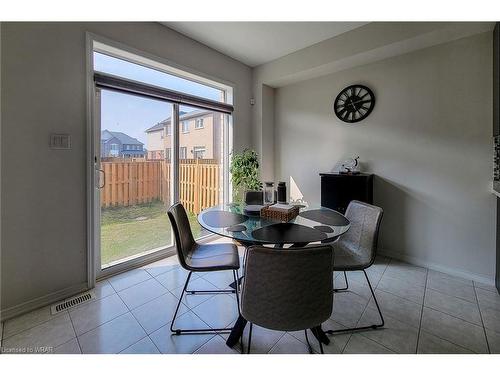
left=197, top=203, right=350, bottom=348
left=197, top=203, right=350, bottom=247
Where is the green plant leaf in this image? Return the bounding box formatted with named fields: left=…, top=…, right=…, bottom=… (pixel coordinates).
left=230, top=148, right=263, bottom=198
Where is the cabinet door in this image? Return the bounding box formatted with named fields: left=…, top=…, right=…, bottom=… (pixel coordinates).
left=321, top=176, right=372, bottom=213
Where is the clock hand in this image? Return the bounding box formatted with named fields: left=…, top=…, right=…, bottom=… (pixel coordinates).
left=350, top=98, right=371, bottom=105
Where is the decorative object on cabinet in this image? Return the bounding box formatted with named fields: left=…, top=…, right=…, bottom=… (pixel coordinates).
left=340, top=155, right=361, bottom=175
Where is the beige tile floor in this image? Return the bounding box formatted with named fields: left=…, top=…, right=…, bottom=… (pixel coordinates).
left=1, top=242, right=500, bottom=354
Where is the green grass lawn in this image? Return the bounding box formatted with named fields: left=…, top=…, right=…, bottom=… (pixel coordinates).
left=101, top=200, right=204, bottom=266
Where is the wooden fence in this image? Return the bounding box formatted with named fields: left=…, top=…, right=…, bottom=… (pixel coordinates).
left=100, top=159, right=220, bottom=213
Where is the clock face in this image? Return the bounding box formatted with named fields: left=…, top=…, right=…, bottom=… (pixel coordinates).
left=334, top=85, right=375, bottom=123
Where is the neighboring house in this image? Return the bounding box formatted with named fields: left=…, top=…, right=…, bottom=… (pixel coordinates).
left=145, top=110, right=222, bottom=160
left=101, top=130, right=146, bottom=158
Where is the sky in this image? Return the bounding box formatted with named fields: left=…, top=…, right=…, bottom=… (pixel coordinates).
left=94, top=52, right=222, bottom=145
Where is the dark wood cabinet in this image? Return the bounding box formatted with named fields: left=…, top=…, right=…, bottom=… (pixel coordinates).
left=320, top=173, right=373, bottom=214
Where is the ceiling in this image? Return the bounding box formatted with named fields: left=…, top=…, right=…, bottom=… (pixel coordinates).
left=162, top=22, right=368, bottom=67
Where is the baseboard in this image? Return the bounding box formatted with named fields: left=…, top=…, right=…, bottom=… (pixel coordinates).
left=379, top=249, right=495, bottom=286
left=0, top=282, right=88, bottom=322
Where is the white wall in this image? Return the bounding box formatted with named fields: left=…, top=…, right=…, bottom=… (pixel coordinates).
left=274, top=32, right=495, bottom=281
left=0, top=22, right=252, bottom=318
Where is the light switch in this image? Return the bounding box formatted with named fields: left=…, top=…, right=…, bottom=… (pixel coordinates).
left=49, top=134, right=71, bottom=150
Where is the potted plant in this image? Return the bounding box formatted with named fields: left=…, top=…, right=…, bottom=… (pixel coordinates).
left=230, top=148, right=262, bottom=204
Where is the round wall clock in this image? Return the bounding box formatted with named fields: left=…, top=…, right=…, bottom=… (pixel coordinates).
left=334, top=84, right=375, bottom=123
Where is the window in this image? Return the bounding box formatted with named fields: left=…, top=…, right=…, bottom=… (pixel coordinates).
left=166, top=124, right=171, bottom=135
left=180, top=147, right=187, bottom=159
left=109, top=143, right=119, bottom=156
left=94, top=51, right=225, bottom=103
left=165, top=148, right=171, bottom=160
left=193, top=146, right=206, bottom=159
left=195, top=118, right=204, bottom=129
left=181, top=121, right=189, bottom=133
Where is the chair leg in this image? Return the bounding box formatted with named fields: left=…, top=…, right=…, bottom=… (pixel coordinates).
left=233, top=270, right=241, bottom=315
left=247, top=322, right=253, bottom=354
left=304, top=329, right=314, bottom=354
left=230, top=247, right=247, bottom=290
left=326, top=269, right=384, bottom=334
left=333, top=271, right=349, bottom=292
left=170, top=271, right=192, bottom=335
left=170, top=270, right=234, bottom=335
left=186, top=281, right=236, bottom=295
left=318, top=339, right=324, bottom=354
left=305, top=329, right=324, bottom=354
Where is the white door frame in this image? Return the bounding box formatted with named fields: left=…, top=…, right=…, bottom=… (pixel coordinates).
left=85, top=33, right=233, bottom=283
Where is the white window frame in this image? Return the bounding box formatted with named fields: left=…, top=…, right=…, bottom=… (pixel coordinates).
left=181, top=121, right=189, bottom=133
left=195, top=118, right=204, bottom=129
left=179, top=146, right=187, bottom=159
left=193, top=146, right=206, bottom=159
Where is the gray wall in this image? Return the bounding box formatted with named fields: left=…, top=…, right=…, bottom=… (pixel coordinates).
left=274, top=32, right=495, bottom=281
left=251, top=22, right=494, bottom=182
left=0, top=22, right=252, bottom=316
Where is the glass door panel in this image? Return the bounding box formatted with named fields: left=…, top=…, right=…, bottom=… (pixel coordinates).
left=177, top=105, right=227, bottom=239
left=98, top=88, right=173, bottom=269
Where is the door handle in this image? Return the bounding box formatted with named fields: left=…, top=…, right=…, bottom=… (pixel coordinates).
left=98, top=169, right=105, bottom=189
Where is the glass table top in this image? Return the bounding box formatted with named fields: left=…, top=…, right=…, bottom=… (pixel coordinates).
left=197, top=204, right=350, bottom=245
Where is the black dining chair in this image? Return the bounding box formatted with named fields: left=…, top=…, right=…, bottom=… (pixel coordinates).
left=167, top=202, right=241, bottom=335
left=240, top=244, right=334, bottom=354
left=244, top=190, right=264, bottom=205
left=327, top=200, right=384, bottom=334
left=230, top=190, right=264, bottom=286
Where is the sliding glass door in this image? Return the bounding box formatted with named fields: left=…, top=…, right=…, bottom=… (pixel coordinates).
left=177, top=105, right=228, bottom=239
left=91, top=41, right=233, bottom=277
left=96, top=88, right=174, bottom=269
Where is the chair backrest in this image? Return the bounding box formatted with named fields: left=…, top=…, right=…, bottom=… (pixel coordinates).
left=241, top=245, right=333, bottom=331
left=338, top=200, right=383, bottom=266
left=167, top=203, right=196, bottom=269
left=245, top=190, right=264, bottom=205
